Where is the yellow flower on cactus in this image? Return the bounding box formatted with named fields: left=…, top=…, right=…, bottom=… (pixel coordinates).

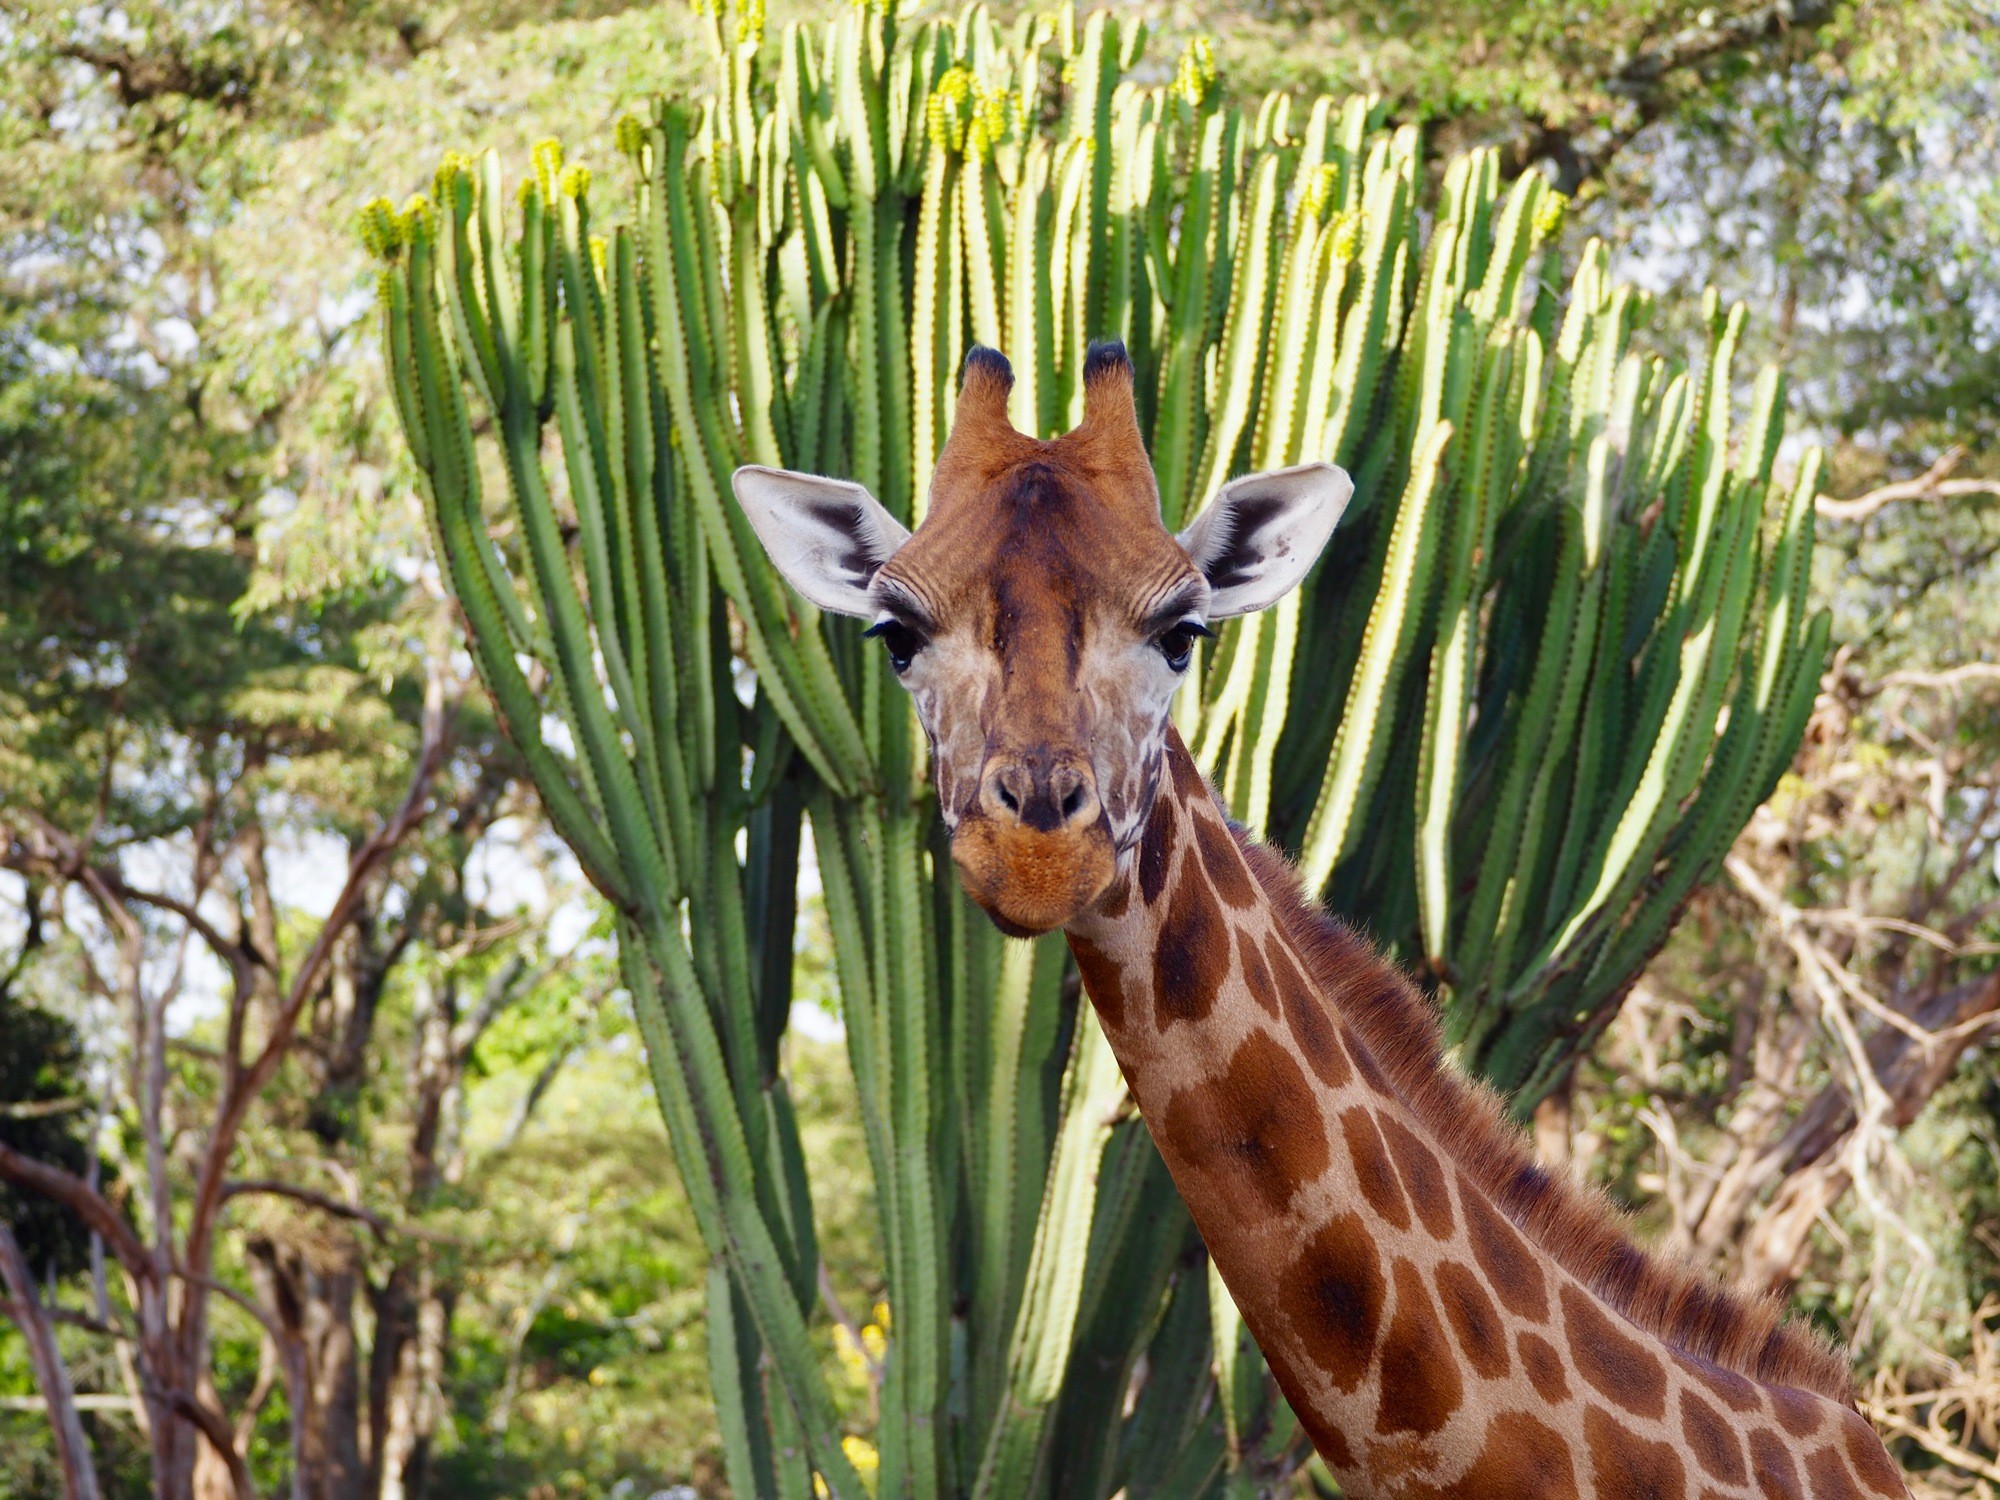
left=1171, top=37, right=1217, bottom=110
left=842, top=1436, right=881, bottom=1495
left=355, top=198, right=403, bottom=260
left=431, top=149, right=474, bottom=208
left=832, top=1321, right=870, bottom=1384
left=1532, top=189, right=1570, bottom=245
left=531, top=138, right=564, bottom=201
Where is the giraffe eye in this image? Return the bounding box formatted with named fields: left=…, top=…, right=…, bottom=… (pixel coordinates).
left=1156, top=620, right=1210, bottom=672
left=864, top=618, right=926, bottom=673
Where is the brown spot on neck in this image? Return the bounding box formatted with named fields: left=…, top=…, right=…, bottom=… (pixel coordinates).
left=1405, top=1411, right=1579, bottom=1500
left=1236, top=925, right=1280, bottom=1019
left=1150, top=859, right=1229, bottom=1029
left=1584, top=1404, right=1687, bottom=1500
left=1276, top=1212, right=1386, bottom=1394
left=1459, top=1177, right=1549, bottom=1322
left=1679, top=1351, right=1763, bottom=1413
left=1518, top=1331, right=1569, bottom=1403
left=1137, top=792, right=1176, bottom=907
left=1190, top=807, right=1257, bottom=909
left=1093, top=870, right=1131, bottom=921
left=1069, top=934, right=1127, bottom=1032
left=1167, top=738, right=1211, bottom=802
left=1750, top=1428, right=1805, bottom=1499
left=1374, top=1258, right=1464, bottom=1438
left=1770, top=1384, right=1829, bottom=1438
left=1562, top=1282, right=1668, bottom=1421
left=1803, top=1444, right=1869, bottom=1500
left=1681, top=1387, right=1749, bottom=1485
left=1839, top=1409, right=1906, bottom=1496
left=1379, top=1114, right=1454, bottom=1238
left=1156, top=1030, right=1329, bottom=1216
left=1269, top=934, right=1352, bottom=1088
left=1340, top=1107, right=1413, bottom=1232
left=1433, top=1261, right=1509, bottom=1380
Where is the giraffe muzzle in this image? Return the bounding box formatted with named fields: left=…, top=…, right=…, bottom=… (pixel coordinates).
left=979, top=752, right=1100, bottom=834
left=951, top=751, right=1115, bottom=935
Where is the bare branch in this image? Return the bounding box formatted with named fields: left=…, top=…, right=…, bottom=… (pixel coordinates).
left=1510, top=0, right=1840, bottom=189
left=0, top=1395, right=138, bottom=1414
left=179, top=683, right=450, bottom=1290
left=0, top=1097, right=90, bottom=1120
left=1795, top=906, right=2000, bottom=959
left=1876, top=663, right=2000, bottom=692
left=0, top=1141, right=150, bottom=1276
left=169, top=1270, right=284, bottom=1351
left=1817, top=446, right=2000, bottom=523
left=0, top=816, right=263, bottom=997
left=1865, top=1404, right=2000, bottom=1484
left=0, top=1221, right=102, bottom=1500
left=220, top=1179, right=392, bottom=1243
left=52, top=40, right=259, bottom=112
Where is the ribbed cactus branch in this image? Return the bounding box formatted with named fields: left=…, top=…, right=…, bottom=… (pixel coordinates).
left=367, top=3, right=1828, bottom=1490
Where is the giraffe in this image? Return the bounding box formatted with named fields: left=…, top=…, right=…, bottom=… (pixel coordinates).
left=731, top=342, right=1908, bottom=1498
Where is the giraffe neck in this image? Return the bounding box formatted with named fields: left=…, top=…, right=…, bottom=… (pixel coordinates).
left=1062, top=731, right=1904, bottom=1500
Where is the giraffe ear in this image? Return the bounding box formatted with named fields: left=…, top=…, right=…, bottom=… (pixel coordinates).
left=1176, top=463, right=1354, bottom=618
left=731, top=465, right=912, bottom=617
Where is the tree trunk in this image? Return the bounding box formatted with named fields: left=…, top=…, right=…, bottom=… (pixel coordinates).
left=373, top=976, right=465, bottom=1500
left=366, top=1266, right=416, bottom=1497
left=250, top=1237, right=369, bottom=1500
left=0, top=1221, right=101, bottom=1500
left=192, top=1372, right=247, bottom=1500
left=375, top=1261, right=449, bottom=1500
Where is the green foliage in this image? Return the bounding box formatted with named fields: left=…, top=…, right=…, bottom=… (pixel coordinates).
left=367, top=1, right=1833, bottom=1492
left=1592, top=13, right=2000, bottom=455
left=0, top=990, right=92, bottom=1275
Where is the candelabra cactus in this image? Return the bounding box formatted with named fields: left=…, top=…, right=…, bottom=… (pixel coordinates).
left=364, top=4, right=1827, bottom=1493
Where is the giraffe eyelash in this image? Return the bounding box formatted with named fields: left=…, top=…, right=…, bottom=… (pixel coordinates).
left=864, top=615, right=928, bottom=672
left=1155, top=618, right=1212, bottom=671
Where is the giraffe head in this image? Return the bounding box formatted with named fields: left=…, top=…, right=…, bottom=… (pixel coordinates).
left=733, top=343, right=1350, bottom=936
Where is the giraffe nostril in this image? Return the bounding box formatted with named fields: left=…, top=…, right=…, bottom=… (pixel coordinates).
left=985, top=758, right=1095, bottom=830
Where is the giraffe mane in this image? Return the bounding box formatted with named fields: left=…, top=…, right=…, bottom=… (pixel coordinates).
left=1232, top=832, right=1858, bottom=1408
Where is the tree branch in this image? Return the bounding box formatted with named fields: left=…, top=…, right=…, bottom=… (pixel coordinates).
left=1816, top=446, right=2000, bottom=524
left=0, top=1141, right=150, bottom=1276
left=52, top=41, right=258, bottom=112
left=0, top=816, right=263, bottom=998
left=167, top=1386, right=258, bottom=1500
left=220, top=1180, right=392, bottom=1243
left=1877, top=663, right=2000, bottom=692
left=0, top=1097, right=90, bottom=1120
left=1511, top=0, right=1840, bottom=189
left=0, top=1221, right=102, bottom=1500
left=182, top=683, right=451, bottom=1280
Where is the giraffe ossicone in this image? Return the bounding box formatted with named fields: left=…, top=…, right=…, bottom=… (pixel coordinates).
left=731, top=344, right=1906, bottom=1498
